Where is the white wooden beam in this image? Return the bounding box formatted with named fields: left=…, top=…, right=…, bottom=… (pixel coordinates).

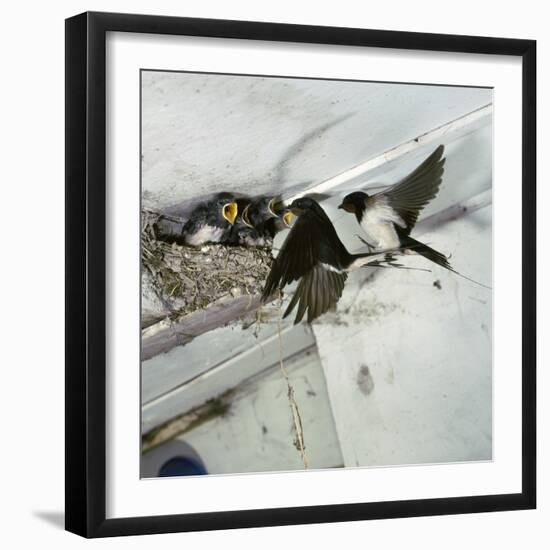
left=142, top=323, right=316, bottom=432
left=416, top=188, right=492, bottom=235
left=284, top=103, right=492, bottom=203
left=142, top=294, right=262, bottom=361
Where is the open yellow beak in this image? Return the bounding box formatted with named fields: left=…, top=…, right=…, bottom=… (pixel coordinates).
left=241, top=204, right=254, bottom=228
left=282, top=211, right=294, bottom=228
left=222, top=202, right=238, bottom=225
left=268, top=197, right=281, bottom=217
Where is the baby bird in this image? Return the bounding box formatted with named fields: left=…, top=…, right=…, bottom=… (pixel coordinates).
left=230, top=205, right=293, bottom=248
left=228, top=195, right=290, bottom=247
left=182, top=192, right=240, bottom=246
left=241, top=195, right=285, bottom=229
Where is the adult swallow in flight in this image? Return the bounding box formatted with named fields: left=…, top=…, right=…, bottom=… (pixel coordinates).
left=262, top=197, right=400, bottom=324
left=338, top=145, right=450, bottom=270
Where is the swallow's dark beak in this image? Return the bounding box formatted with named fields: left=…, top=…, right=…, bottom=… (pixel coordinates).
left=337, top=203, right=344, bottom=210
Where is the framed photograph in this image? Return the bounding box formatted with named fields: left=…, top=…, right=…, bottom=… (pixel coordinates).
left=65, top=11, right=536, bottom=538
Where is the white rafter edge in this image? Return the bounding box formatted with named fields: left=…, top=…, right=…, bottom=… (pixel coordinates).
left=142, top=323, right=316, bottom=432
left=285, top=103, right=493, bottom=203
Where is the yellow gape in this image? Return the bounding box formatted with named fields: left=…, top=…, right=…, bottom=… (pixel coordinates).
left=282, top=211, right=294, bottom=228
left=222, top=202, right=238, bottom=225
left=267, top=197, right=280, bottom=217
left=241, top=204, right=254, bottom=228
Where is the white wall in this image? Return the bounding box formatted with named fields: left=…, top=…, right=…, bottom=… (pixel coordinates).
left=315, top=204, right=492, bottom=467
left=143, top=348, right=344, bottom=475
left=2, top=1, right=547, bottom=550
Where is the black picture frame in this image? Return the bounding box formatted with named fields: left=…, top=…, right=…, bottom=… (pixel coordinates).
left=65, top=11, right=536, bottom=538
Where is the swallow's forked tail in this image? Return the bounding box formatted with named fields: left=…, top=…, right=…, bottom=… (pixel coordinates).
left=402, top=236, right=491, bottom=289
left=347, top=247, right=405, bottom=271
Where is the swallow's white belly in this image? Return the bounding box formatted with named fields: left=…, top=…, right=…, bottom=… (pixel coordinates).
left=185, top=225, right=225, bottom=246
left=361, top=205, right=402, bottom=250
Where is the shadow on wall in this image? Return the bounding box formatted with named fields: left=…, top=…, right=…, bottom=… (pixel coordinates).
left=274, top=112, right=355, bottom=194
left=32, top=511, right=65, bottom=530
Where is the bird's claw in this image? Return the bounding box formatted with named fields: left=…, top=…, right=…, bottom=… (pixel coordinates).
left=355, top=234, right=375, bottom=252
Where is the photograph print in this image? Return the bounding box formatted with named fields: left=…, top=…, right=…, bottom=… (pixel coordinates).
left=140, top=69, right=492, bottom=479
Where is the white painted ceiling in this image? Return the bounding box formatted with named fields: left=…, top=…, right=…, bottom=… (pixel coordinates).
left=141, top=71, right=492, bottom=208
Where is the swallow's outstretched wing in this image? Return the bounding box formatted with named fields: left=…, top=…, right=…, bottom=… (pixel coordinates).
left=375, top=144, right=445, bottom=232
left=282, top=265, right=347, bottom=324
left=261, top=207, right=348, bottom=324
